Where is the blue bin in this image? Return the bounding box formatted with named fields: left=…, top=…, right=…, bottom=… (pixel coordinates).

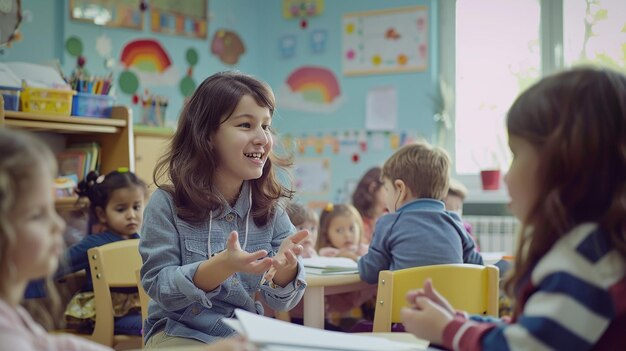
left=72, top=93, right=115, bottom=118
left=0, top=86, right=21, bottom=111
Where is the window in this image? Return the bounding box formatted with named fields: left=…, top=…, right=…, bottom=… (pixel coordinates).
left=441, top=0, right=626, bottom=200
left=563, top=0, right=626, bottom=70
left=455, top=0, right=541, bottom=175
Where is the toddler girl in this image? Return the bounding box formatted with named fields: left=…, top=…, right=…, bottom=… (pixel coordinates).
left=57, top=170, right=146, bottom=336
left=317, top=203, right=368, bottom=261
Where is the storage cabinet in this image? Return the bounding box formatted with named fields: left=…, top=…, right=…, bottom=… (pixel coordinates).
left=0, top=95, right=134, bottom=210
left=134, top=126, right=173, bottom=192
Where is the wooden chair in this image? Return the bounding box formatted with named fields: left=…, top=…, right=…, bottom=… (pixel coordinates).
left=87, top=239, right=143, bottom=350
left=373, top=264, right=499, bottom=332
left=136, top=269, right=149, bottom=328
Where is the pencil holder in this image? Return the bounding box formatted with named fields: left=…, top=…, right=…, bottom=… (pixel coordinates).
left=72, top=93, right=116, bottom=118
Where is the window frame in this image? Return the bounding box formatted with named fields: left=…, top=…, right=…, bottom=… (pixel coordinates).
left=439, top=0, right=564, bottom=203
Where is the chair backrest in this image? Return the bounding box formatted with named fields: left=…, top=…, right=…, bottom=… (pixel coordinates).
left=373, top=264, right=499, bottom=332
left=136, top=269, right=149, bottom=328
left=88, top=239, right=142, bottom=346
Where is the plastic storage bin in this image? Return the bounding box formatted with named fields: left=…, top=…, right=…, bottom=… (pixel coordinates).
left=0, top=86, right=21, bottom=111
left=21, top=87, right=75, bottom=116
left=72, top=93, right=115, bottom=118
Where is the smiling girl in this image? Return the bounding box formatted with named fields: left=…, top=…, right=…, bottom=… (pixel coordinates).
left=139, top=71, right=307, bottom=348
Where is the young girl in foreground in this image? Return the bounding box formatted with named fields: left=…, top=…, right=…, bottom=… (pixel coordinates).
left=0, top=130, right=108, bottom=350
left=140, top=71, right=307, bottom=348
left=0, top=130, right=252, bottom=351
left=401, top=67, right=626, bottom=349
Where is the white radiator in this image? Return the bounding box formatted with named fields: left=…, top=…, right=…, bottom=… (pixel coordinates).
left=464, top=215, right=519, bottom=253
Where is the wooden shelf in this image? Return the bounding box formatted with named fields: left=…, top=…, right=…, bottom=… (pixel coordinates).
left=1, top=97, right=135, bottom=211
left=55, top=196, right=80, bottom=211
left=4, top=110, right=126, bottom=134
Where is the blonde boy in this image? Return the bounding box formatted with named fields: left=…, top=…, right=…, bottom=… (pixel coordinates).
left=358, top=142, right=482, bottom=284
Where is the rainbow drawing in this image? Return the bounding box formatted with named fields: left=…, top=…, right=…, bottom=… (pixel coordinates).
left=120, top=39, right=172, bottom=73
left=286, top=66, right=340, bottom=104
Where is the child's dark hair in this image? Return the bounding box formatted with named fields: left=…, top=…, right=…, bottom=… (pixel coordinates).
left=352, top=167, right=383, bottom=219
left=76, top=170, right=146, bottom=231
left=317, top=203, right=364, bottom=251
left=153, top=71, right=294, bottom=226
left=504, top=67, right=626, bottom=298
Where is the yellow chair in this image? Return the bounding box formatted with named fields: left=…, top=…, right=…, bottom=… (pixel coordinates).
left=136, top=269, right=149, bottom=328
left=373, top=264, right=499, bottom=332
left=88, top=239, right=143, bottom=350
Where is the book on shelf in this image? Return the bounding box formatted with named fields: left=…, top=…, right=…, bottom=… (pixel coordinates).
left=222, top=309, right=427, bottom=351
left=303, top=257, right=359, bottom=275
left=65, top=142, right=101, bottom=177
left=56, top=150, right=86, bottom=181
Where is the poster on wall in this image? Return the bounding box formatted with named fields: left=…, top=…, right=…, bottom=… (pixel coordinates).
left=342, top=6, right=428, bottom=76
left=70, top=0, right=143, bottom=30
left=294, top=158, right=331, bottom=194
left=278, top=66, right=344, bottom=113
left=150, top=0, right=208, bottom=39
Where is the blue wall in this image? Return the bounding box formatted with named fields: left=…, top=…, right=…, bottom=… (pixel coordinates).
left=3, top=0, right=439, bottom=205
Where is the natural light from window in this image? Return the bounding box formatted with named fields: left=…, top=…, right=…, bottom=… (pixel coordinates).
left=455, top=0, right=541, bottom=175
left=563, top=0, right=626, bottom=71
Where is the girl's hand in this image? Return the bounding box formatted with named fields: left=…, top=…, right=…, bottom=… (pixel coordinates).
left=205, top=336, right=256, bottom=351
left=337, top=249, right=360, bottom=261
left=223, top=231, right=273, bottom=274
left=264, top=230, right=308, bottom=286
left=406, top=279, right=455, bottom=316
left=400, top=296, right=454, bottom=345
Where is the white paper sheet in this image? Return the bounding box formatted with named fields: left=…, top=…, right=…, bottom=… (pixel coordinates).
left=366, top=86, right=398, bottom=131
left=233, top=309, right=426, bottom=351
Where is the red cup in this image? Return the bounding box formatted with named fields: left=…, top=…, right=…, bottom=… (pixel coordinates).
left=480, top=169, right=501, bottom=190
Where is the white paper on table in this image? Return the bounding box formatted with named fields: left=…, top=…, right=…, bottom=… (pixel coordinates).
left=302, top=257, right=358, bottom=269
left=366, top=86, right=397, bottom=131
left=232, top=309, right=426, bottom=351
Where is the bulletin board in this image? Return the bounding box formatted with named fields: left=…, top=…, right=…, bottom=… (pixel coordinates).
left=342, top=6, right=428, bottom=76
left=69, top=0, right=143, bottom=30
left=150, top=0, right=208, bottom=39
left=294, top=158, right=331, bottom=195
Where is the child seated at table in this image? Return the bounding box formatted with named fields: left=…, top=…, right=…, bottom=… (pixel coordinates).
left=358, top=142, right=483, bottom=285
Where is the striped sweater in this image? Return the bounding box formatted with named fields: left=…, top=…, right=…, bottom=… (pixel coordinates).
left=442, top=223, right=626, bottom=350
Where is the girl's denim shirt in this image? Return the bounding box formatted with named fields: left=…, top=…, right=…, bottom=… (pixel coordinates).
left=139, top=181, right=307, bottom=344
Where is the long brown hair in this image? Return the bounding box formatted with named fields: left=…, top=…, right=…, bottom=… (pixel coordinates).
left=154, top=71, right=294, bottom=226
left=505, top=67, right=626, bottom=299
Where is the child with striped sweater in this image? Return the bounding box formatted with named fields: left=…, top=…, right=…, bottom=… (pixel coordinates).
left=401, top=67, right=626, bottom=350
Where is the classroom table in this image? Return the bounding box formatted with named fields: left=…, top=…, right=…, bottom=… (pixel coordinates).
left=303, top=272, right=372, bottom=329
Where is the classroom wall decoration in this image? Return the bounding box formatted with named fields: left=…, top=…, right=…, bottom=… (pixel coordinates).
left=150, top=0, right=208, bottom=39
left=180, top=48, right=198, bottom=97
left=0, top=0, right=22, bottom=47
left=279, top=35, right=296, bottom=59
left=293, top=158, right=331, bottom=194
left=282, top=0, right=324, bottom=29
left=278, top=65, right=343, bottom=113
left=309, top=29, right=327, bottom=54
left=342, top=6, right=428, bottom=76
left=210, top=29, right=245, bottom=65
left=69, top=0, right=143, bottom=30
left=118, top=38, right=178, bottom=94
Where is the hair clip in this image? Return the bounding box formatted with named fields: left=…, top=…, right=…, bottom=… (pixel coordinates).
left=96, top=175, right=106, bottom=184
left=324, top=203, right=334, bottom=212
left=117, top=167, right=129, bottom=173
